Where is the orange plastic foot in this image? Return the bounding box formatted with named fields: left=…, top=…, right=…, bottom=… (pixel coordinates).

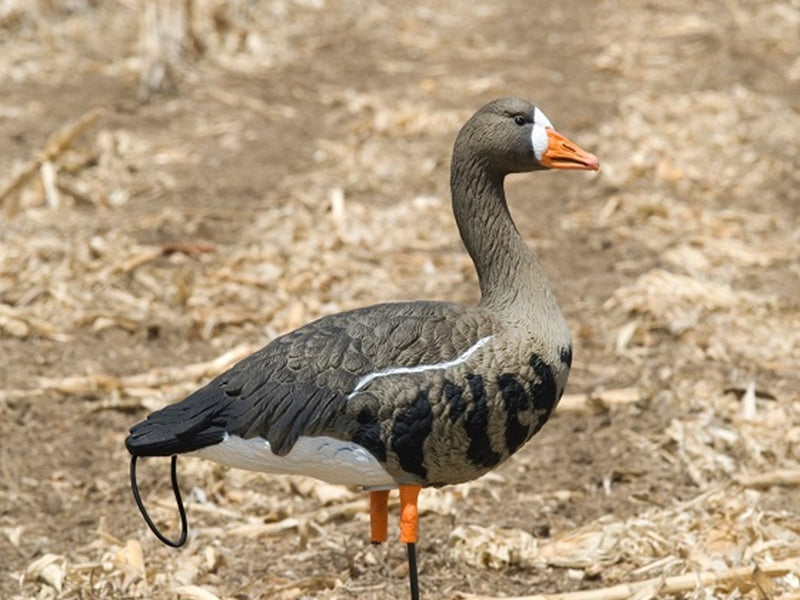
left=399, top=484, right=421, bottom=544
left=369, top=490, right=390, bottom=544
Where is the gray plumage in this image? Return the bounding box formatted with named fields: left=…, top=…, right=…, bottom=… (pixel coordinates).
left=126, top=98, right=597, bottom=488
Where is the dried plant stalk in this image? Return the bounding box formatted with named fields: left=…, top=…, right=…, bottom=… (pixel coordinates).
left=31, top=344, right=257, bottom=398
left=227, top=498, right=368, bottom=538
left=738, top=469, right=800, bottom=489
left=138, top=0, right=201, bottom=99
left=453, top=558, right=800, bottom=600
left=0, top=106, right=105, bottom=211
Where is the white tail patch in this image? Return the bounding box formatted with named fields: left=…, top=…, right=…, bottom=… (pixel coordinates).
left=194, top=434, right=396, bottom=488
left=348, top=335, right=492, bottom=399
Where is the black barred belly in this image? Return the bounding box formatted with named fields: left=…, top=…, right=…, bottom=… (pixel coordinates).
left=358, top=348, right=570, bottom=487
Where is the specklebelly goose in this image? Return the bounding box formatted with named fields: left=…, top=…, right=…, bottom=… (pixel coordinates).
left=126, top=98, right=599, bottom=599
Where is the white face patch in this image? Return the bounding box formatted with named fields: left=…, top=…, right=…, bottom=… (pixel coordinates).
left=347, top=335, right=492, bottom=398
left=531, top=106, right=554, bottom=162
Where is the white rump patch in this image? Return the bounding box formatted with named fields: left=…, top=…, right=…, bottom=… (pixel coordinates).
left=348, top=335, right=492, bottom=398
left=531, top=106, right=554, bottom=161
left=194, top=434, right=396, bottom=488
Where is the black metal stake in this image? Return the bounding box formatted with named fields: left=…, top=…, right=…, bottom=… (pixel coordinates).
left=407, top=542, right=420, bottom=600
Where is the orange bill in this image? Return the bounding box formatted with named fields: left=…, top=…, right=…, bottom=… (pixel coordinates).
left=540, top=129, right=600, bottom=171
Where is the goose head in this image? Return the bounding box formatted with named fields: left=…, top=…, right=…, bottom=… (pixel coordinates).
left=455, top=98, right=600, bottom=176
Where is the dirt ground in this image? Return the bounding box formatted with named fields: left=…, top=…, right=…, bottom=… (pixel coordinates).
left=1, top=1, right=799, bottom=599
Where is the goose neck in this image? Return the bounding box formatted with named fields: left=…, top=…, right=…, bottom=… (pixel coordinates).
left=450, top=157, right=555, bottom=314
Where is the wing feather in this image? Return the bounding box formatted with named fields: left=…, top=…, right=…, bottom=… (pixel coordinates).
left=125, top=301, right=488, bottom=459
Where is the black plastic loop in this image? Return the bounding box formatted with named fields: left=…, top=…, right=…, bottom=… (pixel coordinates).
left=130, top=455, right=188, bottom=547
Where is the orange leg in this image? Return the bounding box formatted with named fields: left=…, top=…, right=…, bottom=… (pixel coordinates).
left=399, top=484, right=421, bottom=544
left=369, top=489, right=390, bottom=544
left=399, top=485, right=422, bottom=600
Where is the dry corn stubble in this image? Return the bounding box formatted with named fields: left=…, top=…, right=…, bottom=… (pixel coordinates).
left=1, top=1, right=799, bottom=599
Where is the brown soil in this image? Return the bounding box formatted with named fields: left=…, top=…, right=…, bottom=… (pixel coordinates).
left=1, top=2, right=799, bottom=599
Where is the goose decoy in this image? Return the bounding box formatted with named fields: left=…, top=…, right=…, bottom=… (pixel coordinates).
left=126, top=98, right=599, bottom=600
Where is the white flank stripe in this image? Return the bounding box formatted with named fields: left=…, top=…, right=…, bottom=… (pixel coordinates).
left=531, top=106, right=554, bottom=162
left=193, top=336, right=493, bottom=488
left=194, top=434, right=396, bottom=488
left=348, top=335, right=492, bottom=398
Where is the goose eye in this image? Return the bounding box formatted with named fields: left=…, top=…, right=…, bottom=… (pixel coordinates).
left=513, top=115, right=526, bottom=126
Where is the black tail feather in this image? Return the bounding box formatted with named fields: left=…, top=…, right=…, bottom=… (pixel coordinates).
left=125, top=383, right=228, bottom=457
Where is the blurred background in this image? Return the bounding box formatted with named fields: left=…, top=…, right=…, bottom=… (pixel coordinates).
left=1, top=1, right=799, bottom=598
